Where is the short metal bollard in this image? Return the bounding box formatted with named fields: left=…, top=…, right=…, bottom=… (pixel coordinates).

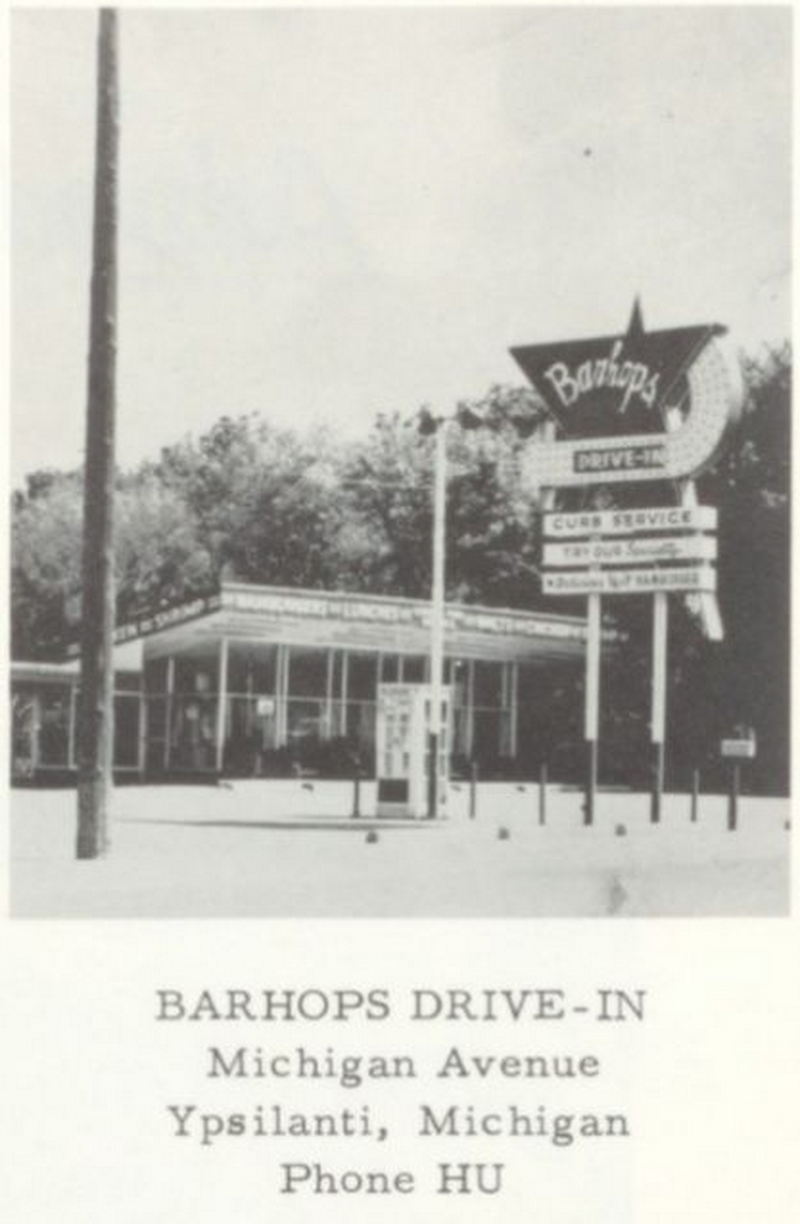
left=352, top=772, right=361, bottom=819
left=538, top=762, right=548, bottom=826
left=469, top=760, right=478, bottom=820
left=728, top=763, right=740, bottom=831
left=690, top=768, right=700, bottom=823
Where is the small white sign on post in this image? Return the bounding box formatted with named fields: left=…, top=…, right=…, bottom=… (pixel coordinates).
left=720, top=737, right=757, bottom=759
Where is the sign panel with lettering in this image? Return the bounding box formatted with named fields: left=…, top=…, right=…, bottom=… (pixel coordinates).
left=720, top=738, right=757, bottom=759
left=512, top=303, right=740, bottom=487
left=220, top=585, right=597, bottom=643
left=544, top=505, right=718, bottom=538
left=572, top=443, right=667, bottom=475
left=543, top=536, right=717, bottom=567
left=512, top=303, right=707, bottom=438
left=542, top=566, right=717, bottom=597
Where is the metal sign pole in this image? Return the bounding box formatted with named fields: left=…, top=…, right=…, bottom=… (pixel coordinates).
left=721, top=730, right=755, bottom=830
left=650, top=591, right=668, bottom=822
left=584, top=591, right=601, bottom=825
left=520, top=307, right=739, bottom=839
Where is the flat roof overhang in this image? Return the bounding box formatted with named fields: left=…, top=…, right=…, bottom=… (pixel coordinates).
left=100, top=581, right=621, bottom=667
left=12, top=634, right=144, bottom=683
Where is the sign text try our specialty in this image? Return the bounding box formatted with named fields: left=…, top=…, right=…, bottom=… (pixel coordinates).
left=543, top=536, right=717, bottom=567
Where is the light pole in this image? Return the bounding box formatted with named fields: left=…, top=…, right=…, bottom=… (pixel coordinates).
left=417, top=409, right=449, bottom=818
left=418, top=404, right=486, bottom=818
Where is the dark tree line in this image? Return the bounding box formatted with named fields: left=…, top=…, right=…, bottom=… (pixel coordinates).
left=598, top=344, right=790, bottom=794
left=11, top=345, right=790, bottom=792
left=674, top=345, right=790, bottom=793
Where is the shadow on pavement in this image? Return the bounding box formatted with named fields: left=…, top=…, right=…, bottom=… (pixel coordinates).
left=117, top=817, right=445, bottom=833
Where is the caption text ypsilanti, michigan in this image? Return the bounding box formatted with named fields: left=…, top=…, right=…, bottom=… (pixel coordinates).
left=156, top=986, right=643, bottom=1196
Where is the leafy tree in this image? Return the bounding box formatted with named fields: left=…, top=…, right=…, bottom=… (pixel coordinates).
left=11, top=470, right=83, bottom=657
left=683, top=342, right=790, bottom=793
left=339, top=385, right=547, bottom=604
left=10, top=468, right=215, bottom=655
left=154, top=414, right=346, bottom=590
left=114, top=477, right=215, bottom=620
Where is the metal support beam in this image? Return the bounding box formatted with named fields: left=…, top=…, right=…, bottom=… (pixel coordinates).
left=277, top=645, right=289, bottom=747
left=163, top=655, right=174, bottom=772
left=137, top=684, right=146, bottom=776
left=340, top=650, right=349, bottom=739
left=509, top=661, right=519, bottom=758
left=68, top=684, right=78, bottom=770
left=215, top=636, right=228, bottom=774
left=324, top=647, right=335, bottom=741
left=466, top=658, right=475, bottom=758
left=650, top=591, right=668, bottom=822
left=583, top=591, right=601, bottom=825
left=428, top=419, right=447, bottom=818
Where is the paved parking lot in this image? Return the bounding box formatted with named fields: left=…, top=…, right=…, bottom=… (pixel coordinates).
left=8, top=781, right=790, bottom=918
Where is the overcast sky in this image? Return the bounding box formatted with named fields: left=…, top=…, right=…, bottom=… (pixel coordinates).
left=10, top=5, right=791, bottom=484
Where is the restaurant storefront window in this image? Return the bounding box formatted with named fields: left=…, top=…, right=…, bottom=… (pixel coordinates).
left=145, top=696, right=168, bottom=773
left=380, top=654, right=400, bottom=683
left=228, top=642, right=277, bottom=695
left=225, top=643, right=278, bottom=773
left=401, top=655, right=427, bottom=684
left=473, top=661, right=503, bottom=708
left=11, top=576, right=594, bottom=784
left=287, top=647, right=327, bottom=697
left=343, top=654, right=378, bottom=770
left=174, top=655, right=215, bottom=695
left=170, top=695, right=217, bottom=771
left=11, top=690, right=37, bottom=779
left=114, top=694, right=141, bottom=769
left=10, top=681, right=143, bottom=777
left=445, top=659, right=470, bottom=759
left=347, top=653, right=377, bottom=699
left=286, top=648, right=329, bottom=755
left=38, top=687, right=71, bottom=767
left=469, top=661, right=514, bottom=768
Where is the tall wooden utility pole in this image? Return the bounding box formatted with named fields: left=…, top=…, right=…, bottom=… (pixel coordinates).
left=76, top=9, right=119, bottom=859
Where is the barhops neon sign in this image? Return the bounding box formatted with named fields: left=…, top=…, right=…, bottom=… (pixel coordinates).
left=544, top=338, right=660, bottom=415
left=510, top=302, right=742, bottom=487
